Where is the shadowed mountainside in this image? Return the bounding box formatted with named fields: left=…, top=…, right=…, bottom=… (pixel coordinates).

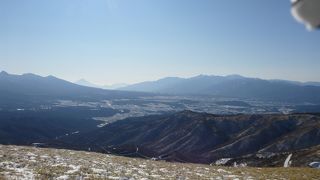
left=57, top=111, right=320, bottom=166
left=0, top=107, right=119, bottom=145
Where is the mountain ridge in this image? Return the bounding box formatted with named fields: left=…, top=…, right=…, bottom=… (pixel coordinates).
left=55, top=111, right=320, bottom=166
left=120, top=75, right=320, bottom=103
left=0, top=71, right=148, bottom=109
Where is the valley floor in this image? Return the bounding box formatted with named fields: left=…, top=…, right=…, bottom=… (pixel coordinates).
left=0, top=145, right=319, bottom=180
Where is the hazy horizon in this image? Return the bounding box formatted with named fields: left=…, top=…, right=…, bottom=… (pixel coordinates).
left=1, top=0, right=320, bottom=84
left=2, top=70, right=320, bottom=86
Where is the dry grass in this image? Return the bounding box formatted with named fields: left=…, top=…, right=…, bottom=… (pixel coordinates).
left=0, top=145, right=319, bottom=179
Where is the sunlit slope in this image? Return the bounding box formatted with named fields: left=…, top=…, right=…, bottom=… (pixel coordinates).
left=0, top=145, right=319, bottom=180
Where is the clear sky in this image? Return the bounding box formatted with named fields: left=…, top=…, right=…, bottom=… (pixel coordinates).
left=0, top=0, right=319, bottom=85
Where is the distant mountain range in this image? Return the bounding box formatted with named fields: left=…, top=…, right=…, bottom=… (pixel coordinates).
left=120, top=75, right=320, bottom=103
left=0, top=70, right=319, bottom=167
left=75, top=79, right=128, bottom=90
left=1, top=71, right=320, bottom=106
left=0, top=71, right=146, bottom=109
left=57, top=111, right=320, bottom=166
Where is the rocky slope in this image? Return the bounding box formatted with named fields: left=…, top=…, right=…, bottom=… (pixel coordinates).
left=0, top=145, right=319, bottom=180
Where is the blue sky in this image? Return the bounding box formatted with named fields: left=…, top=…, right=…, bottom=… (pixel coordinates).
left=0, top=0, right=319, bottom=85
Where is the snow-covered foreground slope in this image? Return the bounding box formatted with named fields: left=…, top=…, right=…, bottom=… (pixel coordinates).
left=0, top=145, right=319, bottom=180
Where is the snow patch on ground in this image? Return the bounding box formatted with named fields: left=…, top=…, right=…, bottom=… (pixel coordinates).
left=215, top=158, right=232, bottom=165
left=66, top=165, right=81, bottom=174
left=56, top=175, right=69, bottom=180
left=0, top=145, right=319, bottom=179
left=0, top=161, right=35, bottom=180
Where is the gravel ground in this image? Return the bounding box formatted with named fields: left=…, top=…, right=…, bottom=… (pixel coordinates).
left=0, top=145, right=319, bottom=180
